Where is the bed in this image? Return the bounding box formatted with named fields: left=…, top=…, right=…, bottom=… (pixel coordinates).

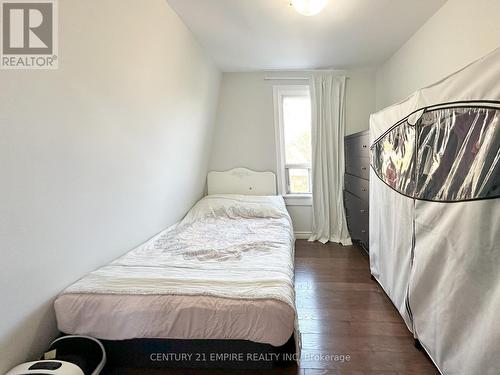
left=54, top=168, right=299, bottom=369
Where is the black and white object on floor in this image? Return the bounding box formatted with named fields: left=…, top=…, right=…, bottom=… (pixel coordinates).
left=5, top=361, right=84, bottom=375
left=6, top=336, right=106, bottom=375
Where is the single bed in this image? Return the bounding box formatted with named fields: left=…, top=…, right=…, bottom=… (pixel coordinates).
left=54, top=168, right=299, bottom=369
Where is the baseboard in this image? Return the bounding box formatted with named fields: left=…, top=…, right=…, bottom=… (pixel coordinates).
left=294, top=231, right=311, bottom=240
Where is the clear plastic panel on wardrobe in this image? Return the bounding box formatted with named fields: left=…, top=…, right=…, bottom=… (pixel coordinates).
left=371, top=121, right=416, bottom=197
left=415, top=107, right=500, bottom=201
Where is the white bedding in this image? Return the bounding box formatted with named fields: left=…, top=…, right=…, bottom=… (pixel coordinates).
left=55, top=195, right=297, bottom=347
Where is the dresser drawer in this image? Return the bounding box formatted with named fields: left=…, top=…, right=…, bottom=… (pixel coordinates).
left=344, top=191, right=360, bottom=239
left=344, top=173, right=369, bottom=202
left=359, top=228, right=369, bottom=249
left=360, top=207, right=369, bottom=230
left=346, top=156, right=370, bottom=180
left=344, top=190, right=369, bottom=244
left=344, top=190, right=359, bottom=219
left=345, top=132, right=370, bottom=159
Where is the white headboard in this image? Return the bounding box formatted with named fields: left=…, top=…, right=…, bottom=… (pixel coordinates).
left=207, top=168, right=277, bottom=196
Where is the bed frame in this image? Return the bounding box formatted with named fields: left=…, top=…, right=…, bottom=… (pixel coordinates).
left=207, top=167, right=277, bottom=195
left=100, top=335, right=296, bottom=372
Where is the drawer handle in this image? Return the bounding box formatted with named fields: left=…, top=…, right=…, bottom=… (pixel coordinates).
left=362, top=145, right=367, bottom=148
left=360, top=209, right=366, bottom=213
left=361, top=167, right=367, bottom=170
left=361, top=188, right=367, bottom=192
left=361, top=230, right=367, bottom=233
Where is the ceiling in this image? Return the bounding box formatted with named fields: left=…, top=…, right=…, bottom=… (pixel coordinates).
left=166, top=0, right=447, bottom=72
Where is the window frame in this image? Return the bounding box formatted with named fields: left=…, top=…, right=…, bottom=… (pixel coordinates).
left=272, top=84, right=313, bottom=206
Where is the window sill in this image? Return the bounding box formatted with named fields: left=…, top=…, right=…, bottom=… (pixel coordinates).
left=283, top=194, right=312, bottom=206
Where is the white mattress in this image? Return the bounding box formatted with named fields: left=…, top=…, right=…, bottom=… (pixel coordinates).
left=55, top=195, right=297, bottom=347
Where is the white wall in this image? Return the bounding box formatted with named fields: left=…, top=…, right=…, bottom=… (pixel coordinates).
left=209, top=69, right=376, bottom=233
left=376, top=0, right=500, bottom=110
left=0, top=0, right=220, bottom=372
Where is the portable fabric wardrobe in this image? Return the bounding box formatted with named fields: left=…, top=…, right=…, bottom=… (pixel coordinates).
left=369, top=48, right=500, bottom=375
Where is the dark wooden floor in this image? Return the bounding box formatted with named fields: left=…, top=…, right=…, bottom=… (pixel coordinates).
left=119, top=240, right=438, bottom=375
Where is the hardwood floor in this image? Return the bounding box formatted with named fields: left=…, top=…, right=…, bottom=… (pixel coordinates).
left=116, top=240, right=438, bottom=375
left=295, top=240, right=437, bottom=375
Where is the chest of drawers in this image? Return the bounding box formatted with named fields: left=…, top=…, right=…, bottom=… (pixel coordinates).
left=344, top=130, right=369, bottom=250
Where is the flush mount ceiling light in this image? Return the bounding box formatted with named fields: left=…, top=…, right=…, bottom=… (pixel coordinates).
left=290, top=0, right=328, bottom=16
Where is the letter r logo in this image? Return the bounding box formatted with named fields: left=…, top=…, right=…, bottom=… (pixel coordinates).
left=2, top=2, right=53, bottom=54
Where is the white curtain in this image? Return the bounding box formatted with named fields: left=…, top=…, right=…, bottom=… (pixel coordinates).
left=308, top=74, right=352, bottom=245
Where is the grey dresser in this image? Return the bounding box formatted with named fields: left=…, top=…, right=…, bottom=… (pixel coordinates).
left=344, top=130, right=370, bottom=250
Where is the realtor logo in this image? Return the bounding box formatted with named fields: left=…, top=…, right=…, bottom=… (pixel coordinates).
left=1, top=0, right=58, bottom=69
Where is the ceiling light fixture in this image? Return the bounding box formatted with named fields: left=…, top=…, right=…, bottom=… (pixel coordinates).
left=291, top=0, right=328, bottom=16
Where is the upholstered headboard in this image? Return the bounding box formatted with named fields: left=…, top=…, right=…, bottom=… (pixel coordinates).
left=207, top=168, right=277, bottom=196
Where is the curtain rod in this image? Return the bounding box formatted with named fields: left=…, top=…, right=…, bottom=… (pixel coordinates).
left=263, top=76, right=350, bottom=81
left=264, top=77, right=308, bottom=80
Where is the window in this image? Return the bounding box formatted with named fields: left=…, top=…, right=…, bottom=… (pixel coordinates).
left=273, top=85, right=312, bottom=203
